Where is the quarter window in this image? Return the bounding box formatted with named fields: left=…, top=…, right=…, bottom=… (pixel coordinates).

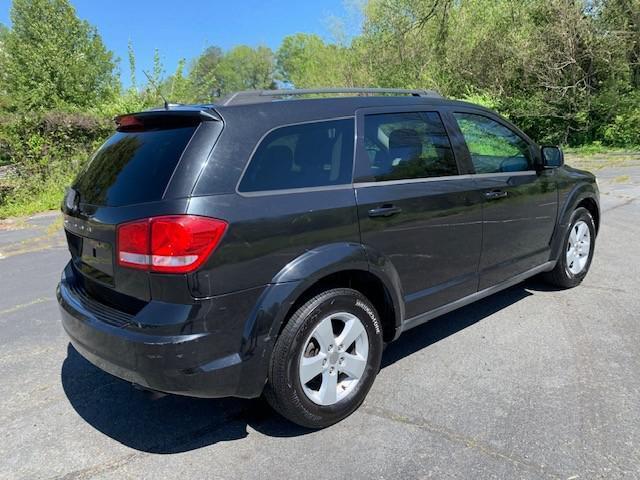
left=453, top=113, right=532, bottom=174
left=361, top=112, right=458, bottom=182
left=238, top=119, right=354, bottom=192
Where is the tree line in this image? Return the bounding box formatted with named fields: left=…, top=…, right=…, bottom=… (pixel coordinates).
left=0, top=0, right=638, bottom=216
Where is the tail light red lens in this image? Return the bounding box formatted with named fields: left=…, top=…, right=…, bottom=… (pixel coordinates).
left=116, top=215, right=228, bottom=273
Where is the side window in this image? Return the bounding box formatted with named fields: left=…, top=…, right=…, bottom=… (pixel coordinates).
left=361, top=112, right=458, bottom=182
left=238, top=118, right=354, bottom=192
left=453, top=113, right=532, bottom=174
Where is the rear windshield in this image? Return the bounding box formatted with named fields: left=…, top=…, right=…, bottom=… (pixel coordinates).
left=73, top=126, right=197, bottom=207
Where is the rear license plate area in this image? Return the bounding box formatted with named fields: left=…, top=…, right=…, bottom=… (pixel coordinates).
left=80, top=238, right=114, bottom=277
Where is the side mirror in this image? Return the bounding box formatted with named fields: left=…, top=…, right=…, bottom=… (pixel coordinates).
left=541, top=146, right=564, bottom=168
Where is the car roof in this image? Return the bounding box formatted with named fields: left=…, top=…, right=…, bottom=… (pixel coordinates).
left=208, top=95, right=490, bottom=126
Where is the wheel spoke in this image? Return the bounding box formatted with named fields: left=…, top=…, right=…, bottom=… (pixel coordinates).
left=318, top=370, right=337, bottom=405
left=300, top=353, right=326, bottom=384
left=569, top=226, right=578, bottom=245
left=577, top=222, right=588, bottom=240
left=339, top=353, right=366, bottom=379
left=313, top=317, right=335, bottom=351
left=335, top=317, right=366, bottom=351
left=299, top=311, right=370, bottom=406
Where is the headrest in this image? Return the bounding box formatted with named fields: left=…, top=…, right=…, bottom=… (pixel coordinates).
left=388, top=129, right=422, bottom=150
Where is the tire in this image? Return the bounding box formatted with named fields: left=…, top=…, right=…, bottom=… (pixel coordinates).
left=264, top=288, right=384, bottom=428
left=543, top=207, right=596, bottom=288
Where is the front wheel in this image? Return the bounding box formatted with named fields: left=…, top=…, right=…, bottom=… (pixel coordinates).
left=264, top=288, right=384, bottom=428
left=544, top=207, right=596, bottom=288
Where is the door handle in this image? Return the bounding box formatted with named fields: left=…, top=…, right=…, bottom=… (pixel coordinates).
left=368, top=204, right=402, bottom=218
left=484, top=190, right=508, bottom=200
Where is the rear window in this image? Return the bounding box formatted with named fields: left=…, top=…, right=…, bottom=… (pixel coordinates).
left=238, top=118, right=354, bottom=193
left=73, top=126, right=197, bottom=207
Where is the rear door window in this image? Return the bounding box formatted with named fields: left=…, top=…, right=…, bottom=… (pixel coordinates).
left=359, top=112, right=458, bottom=182
left=73, top=125, right=197, bottom=206
left=238, top=118, right=354, bottom=193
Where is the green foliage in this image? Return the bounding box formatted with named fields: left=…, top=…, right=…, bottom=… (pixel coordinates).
left=1, top=0, right=639, bottom=218
left=127, top=39, right=137, bottom=90
left=215, top=45, right=276, bottom=95
left=186, top=46, right=224, bottom=102
left=0, top=111, right=111, bottom=216
left=277, top=34, right=352, bottom=88
left=1, top=0, right=117, bottom=110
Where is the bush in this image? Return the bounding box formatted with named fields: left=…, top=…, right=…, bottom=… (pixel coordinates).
left=0, top=110, right=112, bottom=217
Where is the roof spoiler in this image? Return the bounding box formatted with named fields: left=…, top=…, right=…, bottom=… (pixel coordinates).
left=114, top=108, right=220, bottom=130
left=220, top=88, right=443, bottom=106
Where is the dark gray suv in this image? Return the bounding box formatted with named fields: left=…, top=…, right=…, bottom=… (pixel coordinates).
left=57, top=88, right=600, bottom=428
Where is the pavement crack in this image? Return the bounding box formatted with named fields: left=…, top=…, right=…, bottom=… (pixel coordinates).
left=361, top=404, right=563, bottom=479
left=602, top=195, right=637, bottom=213
left=0, top=296, right=54, bottom=317
left=52, top=453, right=142, bottom=480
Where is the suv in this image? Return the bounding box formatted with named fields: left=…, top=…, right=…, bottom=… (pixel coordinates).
left=57, top=88, right=600, bottom=428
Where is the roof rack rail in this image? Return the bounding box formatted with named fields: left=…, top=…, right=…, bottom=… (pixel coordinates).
left=220, top=88, right=442, bottom=106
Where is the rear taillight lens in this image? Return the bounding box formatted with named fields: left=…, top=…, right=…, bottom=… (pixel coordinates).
left=117, top=215, right=227, bottom=273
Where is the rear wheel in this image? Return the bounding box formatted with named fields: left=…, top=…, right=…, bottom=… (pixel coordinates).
left=264, top=288, right=383, bottom=428
left=544, top=207, right=595, bottom=288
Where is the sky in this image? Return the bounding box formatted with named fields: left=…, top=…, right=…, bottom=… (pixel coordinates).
left=0, top=0, right=361, bottom=88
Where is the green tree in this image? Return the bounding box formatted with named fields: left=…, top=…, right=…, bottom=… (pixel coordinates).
left=215, top=45, right=276, bottom=95
left=127, top=39, right=137, bottom=91
left=187, top=46, right=224, bottom=102
left=277, top=33, right=352, bottom=88
left=163, top=58, right=191, bottom=103
left=2, top=0, right=117, bottom=110
left=0, top=23, right=9, bottom=108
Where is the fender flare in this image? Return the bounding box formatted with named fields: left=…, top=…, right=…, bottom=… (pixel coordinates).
left=550, top=183, right=600, bottom=261
left=235, top=242, right=405, bottom=395
left=268, top=242, right=404, bottom=337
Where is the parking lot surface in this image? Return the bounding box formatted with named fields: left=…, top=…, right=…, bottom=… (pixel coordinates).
left=1, top=160, right=639, bottom=479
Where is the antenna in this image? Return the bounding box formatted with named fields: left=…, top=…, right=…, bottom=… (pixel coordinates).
left=142, top=70, right=169, bottom=110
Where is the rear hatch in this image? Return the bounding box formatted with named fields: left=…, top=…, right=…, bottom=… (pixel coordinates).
left=62, top=109, right=222, bottom=308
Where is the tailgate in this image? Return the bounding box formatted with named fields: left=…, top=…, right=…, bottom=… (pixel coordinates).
left=62, top=109, right=221, bottom=305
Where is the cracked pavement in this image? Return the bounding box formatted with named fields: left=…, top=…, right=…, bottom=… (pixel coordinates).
left=1, top=160, right=639, bottom=479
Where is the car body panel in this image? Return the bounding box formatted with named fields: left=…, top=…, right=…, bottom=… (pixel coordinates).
left=57, top=96, right=600, bottom=399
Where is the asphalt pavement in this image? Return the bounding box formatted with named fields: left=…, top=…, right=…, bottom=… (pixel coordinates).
left=1, top=160, right=639, bottom=479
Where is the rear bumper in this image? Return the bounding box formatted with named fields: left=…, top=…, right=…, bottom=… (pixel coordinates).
left=57, top=262, right=273, bottom=398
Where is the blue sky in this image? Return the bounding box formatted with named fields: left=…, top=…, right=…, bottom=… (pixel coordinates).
left=0, top=0, right=361, bottom=87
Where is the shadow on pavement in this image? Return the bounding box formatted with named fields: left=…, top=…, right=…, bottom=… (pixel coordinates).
left=61, top=279, right=541, bottom=453
left=61, top=345, right=312, bottom=454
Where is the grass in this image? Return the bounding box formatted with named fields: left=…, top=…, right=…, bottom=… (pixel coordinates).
left=613, top=175, right=631, bottom=184
left=564, top=147, right=640, bottom=171
left=564, top=143, right=640, bottom=156
left=0, top=182, right=64, bottom=219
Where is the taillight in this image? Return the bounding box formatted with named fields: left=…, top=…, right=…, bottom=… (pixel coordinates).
left=116, top=216, right=227, bottom=273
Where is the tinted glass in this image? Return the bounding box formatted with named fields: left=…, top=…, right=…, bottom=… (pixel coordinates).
left=238, top=119, right=354, bottom=192
left=73, top=126, right=197, bottom=206
left=454, top=113, right=532, bottom=173
left=361, top=112, right=457, bottom=181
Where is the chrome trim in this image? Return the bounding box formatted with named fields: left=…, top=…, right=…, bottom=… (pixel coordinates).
left=237, top=184, right=353, bottom=198
left=400, top=260, right=556, bottom=333
left=473, top=171, right=536, bottom=178
left=354, top=170, right=536, bottom=189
